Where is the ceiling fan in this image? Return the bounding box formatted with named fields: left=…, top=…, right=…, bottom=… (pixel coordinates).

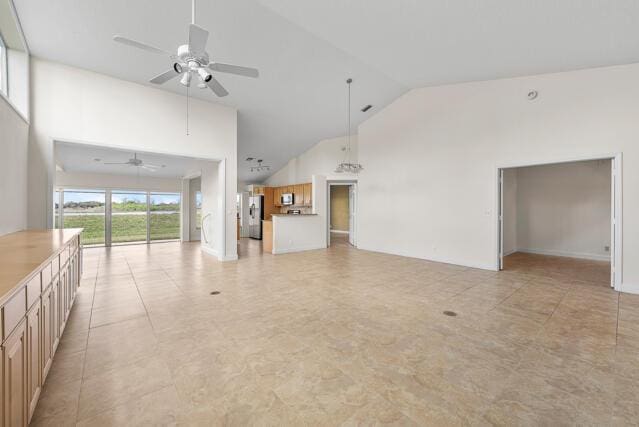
left=100, top=153, right=165, bottom=172
left=112, top=0, right=259, bottom=97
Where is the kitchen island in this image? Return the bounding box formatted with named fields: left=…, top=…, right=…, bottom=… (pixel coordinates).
left=262, top=214, right=325, bottom=254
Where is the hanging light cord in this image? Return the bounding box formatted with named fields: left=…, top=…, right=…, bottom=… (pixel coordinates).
left=347, top=78, right=351, bottom=163
left=186, top=83, right=190, bottom=136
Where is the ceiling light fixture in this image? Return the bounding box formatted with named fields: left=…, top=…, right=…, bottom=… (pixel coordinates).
left=250, top=159, right=271, bottom=172
left=335, top=78, right=363, bottom=174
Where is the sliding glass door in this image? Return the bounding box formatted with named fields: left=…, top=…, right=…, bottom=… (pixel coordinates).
left=55, top=188, right=181, bottom=246
left=61, top=189, right=106, bottom=246
left=111, top=191, right=148, bottom=244
left=150, top=193, right=181, bottom=241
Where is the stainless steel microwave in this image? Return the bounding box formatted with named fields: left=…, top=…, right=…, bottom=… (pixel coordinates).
left=281, top=193, right=294, bottom=205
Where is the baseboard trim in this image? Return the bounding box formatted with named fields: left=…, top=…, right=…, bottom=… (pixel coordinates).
left=272, top=245, right=326, bottom=255
left=330, top=230, right=349, bottom=235
left=621, top=283, right=639, bottom=295
left=515, top=248, right=610, bottom=262
left=200, top=245, right=218, bottom=257
left=355, top=244, right=495, bottom=271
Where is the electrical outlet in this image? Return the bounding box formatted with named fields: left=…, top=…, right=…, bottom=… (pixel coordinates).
left=604, top=246, right=610, bottom=252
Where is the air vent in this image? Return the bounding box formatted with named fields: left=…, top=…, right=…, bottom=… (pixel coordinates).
left=361, top=105, right=373, bottom=112
left=245, top=157, right=255, bottom=161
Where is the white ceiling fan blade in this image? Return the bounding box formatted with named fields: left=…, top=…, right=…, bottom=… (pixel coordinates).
left=188, top=24, right=209, bottom=54
left=113, top=35, right=173, bottom=56
left=141, top=165, right=158, bottom=171
left=150, top=69, right=181, bottom=84
left=206, top=75, right=229, bottom=97
left=103, top=162, right=130, bottom=165
left=208, top=63, right=259, bottom=78
left=142, top=163, right=162, bottom=169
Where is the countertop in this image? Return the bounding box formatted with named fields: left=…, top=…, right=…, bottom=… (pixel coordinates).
left=0, top=228, right=83, bottom=304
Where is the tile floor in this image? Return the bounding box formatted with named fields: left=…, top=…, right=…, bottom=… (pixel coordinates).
left=32, top=241, right=639, bottom=426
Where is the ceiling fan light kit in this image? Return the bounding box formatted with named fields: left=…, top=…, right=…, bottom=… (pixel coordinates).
left=113, top=0, right=259, bottom=98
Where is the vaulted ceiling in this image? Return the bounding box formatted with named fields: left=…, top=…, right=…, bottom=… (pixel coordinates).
left=14, top=0, right=639, bottom=182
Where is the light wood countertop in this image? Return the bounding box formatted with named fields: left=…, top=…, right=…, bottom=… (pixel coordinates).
left=0, top=229, right=82, bottom=304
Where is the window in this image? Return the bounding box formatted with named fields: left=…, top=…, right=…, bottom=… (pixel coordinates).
left=195, top=191, right=202, bottom=229
left=0, top=33, right=7, bottom=96
left=54, top=188, right=182, bottom=246
left=54, top=190, right=61, bottom=228
left=150, top=193, right=181, bottom=241
left=61, top=189, right=106, bottom=246
left=111, top=191, right=148, bottom=244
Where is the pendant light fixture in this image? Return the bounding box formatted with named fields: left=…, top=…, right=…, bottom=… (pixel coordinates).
left=335, top=78, right=363, bottom=174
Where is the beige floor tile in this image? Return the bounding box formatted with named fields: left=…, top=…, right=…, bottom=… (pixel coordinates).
left=76, top=356, right=173, bottom=421
left=30, top=242, right=632, bottom=425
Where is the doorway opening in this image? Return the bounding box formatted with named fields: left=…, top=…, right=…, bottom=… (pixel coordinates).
left=328, top=182, right=357, bottom=247
left=497, top=155, right=622, bottom=290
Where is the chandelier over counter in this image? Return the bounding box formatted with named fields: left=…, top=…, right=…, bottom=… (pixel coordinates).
left=335, top=78, right=363, bottom=174
left=250, top=159, right=271, bottom=172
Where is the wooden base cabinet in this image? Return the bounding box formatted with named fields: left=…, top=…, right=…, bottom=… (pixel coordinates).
left=2, top=321, right=27, bottom=427
left=0, top=230, right=82, bottom=427
left=26, top=304, right=41, bottom=422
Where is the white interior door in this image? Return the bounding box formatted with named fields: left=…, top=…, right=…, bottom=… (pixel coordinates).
left=498, top=169, right=504, bottom=270
left=348, top=185, right=356, bottom=246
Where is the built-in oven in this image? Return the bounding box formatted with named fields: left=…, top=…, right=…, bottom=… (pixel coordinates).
left=281, top=193, right=294, bottom=205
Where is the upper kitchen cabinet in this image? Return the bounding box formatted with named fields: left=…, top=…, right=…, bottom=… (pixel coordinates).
left=303, top=183, right=312, bottom=206
left=293, top=185, right=304, bottom=205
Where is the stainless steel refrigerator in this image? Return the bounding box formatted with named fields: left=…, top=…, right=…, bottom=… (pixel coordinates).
left=249, top=195, right=264, bottom=239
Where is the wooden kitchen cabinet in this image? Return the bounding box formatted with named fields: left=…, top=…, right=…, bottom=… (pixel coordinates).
left=41, top=287, right=53, bottom=382
left=2, top=320, right=27, bottom=427
left=1, top=230, right=82, bottom=426
left=274, top=187, right=282, bottom=207
left=51, top=277, right=60, bottom=355
left=26, top=302, right=41, bottom=422
left=293, top=184, right=304, bottom=205
left=303, top=183, right=312, bottom=206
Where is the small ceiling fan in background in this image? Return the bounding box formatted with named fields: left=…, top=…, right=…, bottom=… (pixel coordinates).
left=99, top=153, right=165, bottom=172
left=112, top=0, right=259, bottom=97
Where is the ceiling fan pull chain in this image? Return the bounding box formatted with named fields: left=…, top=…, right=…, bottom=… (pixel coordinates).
left=186, top=84, right=190, bottom=136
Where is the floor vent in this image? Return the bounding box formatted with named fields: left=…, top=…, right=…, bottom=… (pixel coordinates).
left=210, top=291, right=221, bottom=295
left=443, top=310, right=457, bottom=317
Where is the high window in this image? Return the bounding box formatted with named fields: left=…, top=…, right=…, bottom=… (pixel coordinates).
left=0, top=33, right=7, bottom=96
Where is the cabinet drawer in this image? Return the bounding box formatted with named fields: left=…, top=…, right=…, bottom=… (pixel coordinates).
left=2, top=288, right=26, bottom=340
left=26, top=274, right=42, bottom=310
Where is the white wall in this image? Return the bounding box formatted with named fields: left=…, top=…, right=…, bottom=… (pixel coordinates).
left=502, top=168, right=518, bottom=255
left=358, top=63, right=639, bottom=291
left=265, top=135, right=359, bottom=186
left=55, top=170, right=180, bottom=192
left=514, top=160, right=611, bottom=261
left=0, top=95, right=28, bottom=236
left=29, top=59, right=238, bottom=260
